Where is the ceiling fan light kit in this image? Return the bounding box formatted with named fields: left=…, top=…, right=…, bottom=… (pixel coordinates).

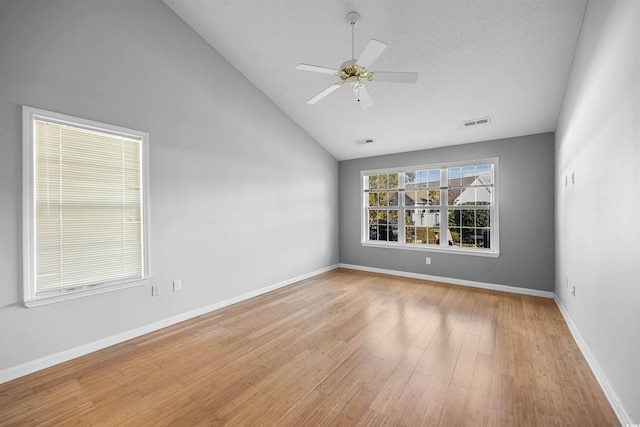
left=295, top=11, right=419, bottom=109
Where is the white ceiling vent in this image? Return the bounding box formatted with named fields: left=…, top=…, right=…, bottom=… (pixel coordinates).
left=463, top=117, right=491, bottom=128
left=356, top=138, right=375, bottom=144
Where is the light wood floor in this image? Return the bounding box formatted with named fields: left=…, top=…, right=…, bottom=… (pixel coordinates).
left=0, top=269, right=619, bottom=426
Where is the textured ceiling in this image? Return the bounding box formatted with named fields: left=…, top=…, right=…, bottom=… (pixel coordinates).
left=163, top=0, right=587, bottom=160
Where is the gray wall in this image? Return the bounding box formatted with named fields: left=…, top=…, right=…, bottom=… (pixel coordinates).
left=339, top=133, right=555, bottom=292
left=555, top=0, right=639, bottom=422
left=0, top=0, right=338, bottom=372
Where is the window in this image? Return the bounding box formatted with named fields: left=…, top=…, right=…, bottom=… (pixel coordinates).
left=23, top=106, right=150, bottom=306
left=362, top=158, right=498, bottom=256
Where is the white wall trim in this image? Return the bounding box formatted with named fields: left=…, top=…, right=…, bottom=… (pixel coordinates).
left=0, top=264, right=339, bottom=385
left=339, top=263, right=555, bottom=298
left=554, top=296, right=633, bottom=426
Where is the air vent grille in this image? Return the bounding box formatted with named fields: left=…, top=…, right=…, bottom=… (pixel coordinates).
left=356, top=138, right=375, bottom=144
left=463, top=117, right=491, bottom=127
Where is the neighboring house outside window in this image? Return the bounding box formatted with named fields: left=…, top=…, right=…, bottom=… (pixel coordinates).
left=362, top=158, right=498, bottom=256
left=22, top=106, right=150, bottom=307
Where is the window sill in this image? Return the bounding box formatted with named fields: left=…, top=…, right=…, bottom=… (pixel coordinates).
left=24, top=277, right=151, bottom=308
left=361, top=241, right=500, bottom=257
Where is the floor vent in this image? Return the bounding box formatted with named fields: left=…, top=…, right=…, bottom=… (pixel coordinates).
left=463, top=117, right=491, bottom=127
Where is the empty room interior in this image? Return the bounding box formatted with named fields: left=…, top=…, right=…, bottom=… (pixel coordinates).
left=0, top=0, right=638, bottom=425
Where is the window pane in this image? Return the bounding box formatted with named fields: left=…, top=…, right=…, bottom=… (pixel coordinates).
left=405, top=210, right=415, bottom=226
left=460, top=187, right=493, bottom=205
left=368, top=209, right=398, bottom=242
left=448, top=167, right=462, bottom=187
left=403, top=189, right=434, bottom=206
left=368, top=210, right=377, bottom=225
left=462, top=166, right=475, bottom=180
left=458, top=188, right=476, bottom=205
left=378, top=174, right=389, bottom=190
left=462, top=228, right=489, bottom=248
left=368, top=193, right=377, bottom=207
left=416, top=190, right=429, bottom=205
left=388, top=192, right=398, bottom=206
left=369, top=225, right=378, bottom=240
left=477, top=229, right=490, bottom=248
left=477, top=209, right=490, bottom=227
left=389, top=225, right=398, bottom=242
left=388, top=173, right=399, bottom=190
left=416, top=227, right=427, bottom=243
left=404, top=224, right=440, bottom=245
left=428, top=189, right=441, bottom=206
left=462, top=209, right=475, bottom=227
left=411, top=169, right=440, bottom=190
left=449, top=227, right=461, bottom=246
left=387, top=210, right=398, bottom=241
left=368, top=175, right=379, bottom=190
left=368, top=192, right=389, bottom=207
left=476, top=164, right=493, bottom=185
left=462, top=228, right=475, bottom=246
left=427, top=227, right=439, bottom=244
left=405, top=171, right=417, bottom=186
left=448, top=209, right=461, bottom=227
left=415, top=170, right=427, bottom=189
left=406, top=227, right=416, bottom=243
left=479, top=229, right=491, bottom=248
left=427, top=169, right=440, bottom=185
left=405, top=191, right=417, bottom=206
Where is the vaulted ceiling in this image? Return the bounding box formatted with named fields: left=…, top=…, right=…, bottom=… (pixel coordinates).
left=163, top=0, right=587, bottom=160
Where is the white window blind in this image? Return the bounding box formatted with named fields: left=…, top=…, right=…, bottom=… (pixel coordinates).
left=24, top=107, right=150, bottom=305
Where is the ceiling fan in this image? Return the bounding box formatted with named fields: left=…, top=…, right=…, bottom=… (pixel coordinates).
left=295, top=11, right=419, bottom=109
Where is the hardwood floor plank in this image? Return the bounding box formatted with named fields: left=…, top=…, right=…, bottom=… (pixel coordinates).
left=0, top=269, right=619, bottom=426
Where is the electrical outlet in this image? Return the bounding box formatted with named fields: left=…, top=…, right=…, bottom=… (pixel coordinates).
left=152, top=284, right=160, bottom=296
left=173, top=279, right=182, bottom=292
left=425, top=257, right=431, bottom=265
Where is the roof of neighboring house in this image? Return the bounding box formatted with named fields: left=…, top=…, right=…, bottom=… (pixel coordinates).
left=405, top=176, right=483, bottom=206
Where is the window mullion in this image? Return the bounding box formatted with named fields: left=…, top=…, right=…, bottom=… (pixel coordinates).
left=440, top=168, right=448, bottom=249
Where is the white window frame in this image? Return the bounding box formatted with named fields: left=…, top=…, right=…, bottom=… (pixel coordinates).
left=22, top=106, right=151, bottom=307
left=361, top=158, right=499, bottom=257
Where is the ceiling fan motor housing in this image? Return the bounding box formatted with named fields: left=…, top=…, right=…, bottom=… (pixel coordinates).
left=337, top=60, right=370, bottom=81
left=346, top=11, right=360, bottom=26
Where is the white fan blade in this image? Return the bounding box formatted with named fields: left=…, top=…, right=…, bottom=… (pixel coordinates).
left=354, top=84, right=373, bottom=109
left=295, top=64, right=340, bottom=75
left=356, top=39, right=387, bottom=69
left=307, top=83, right=343, bottom=104
left=370, top=71, right=419, bottom=83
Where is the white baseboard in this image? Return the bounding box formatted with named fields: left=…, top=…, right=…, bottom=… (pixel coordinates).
left=339, top=263, right=555, bottom=298
left=0, top=264, right=339, bottom=385
left=554, top=296, right=633, bottom=426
